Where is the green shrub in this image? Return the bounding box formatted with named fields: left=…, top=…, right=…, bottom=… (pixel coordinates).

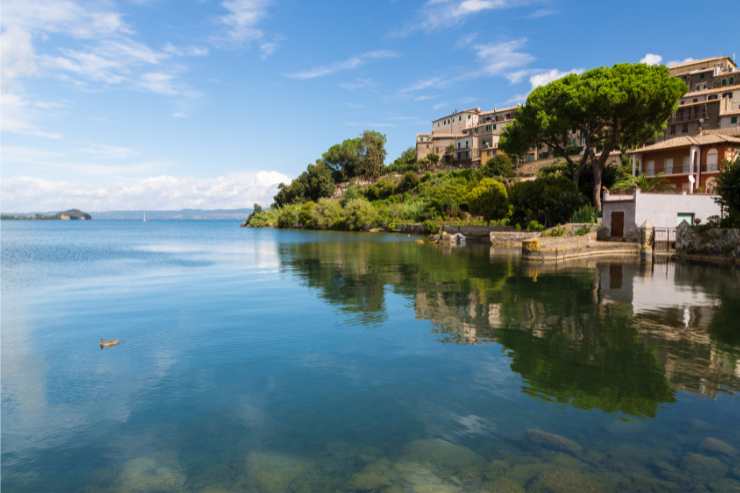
left=315, top=198, right=343, bottom=229
left=510, top=176, right=585, bottom=228
left=543, top=225, right=566, bottom=237
left=527, top=220, right=545, bottom=232
left=419, top=174, right=472, bottom=218
left=364, top=177, right=397, bottom=200
left=575, top=225, right=592, bottom=236
left=466, top=178, right=509, bottom=223
left=298, top=201, right=319, bottom=229
left=340, top=185, right=363, bottom=206
left=482, top=155, right=514, bottom=178
left=246, top=208, right=279, bottom=227
left=570, top=204, right=599, bottom=223
left=342, top=198, right=379, bottom=231
left=396, top=172, right=420, bottom=194
left=276, top=204, right=301, bottom=228
left=717, top=158, right=740, bottom=227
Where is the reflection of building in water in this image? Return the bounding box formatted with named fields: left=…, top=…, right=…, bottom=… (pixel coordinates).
left=598, top=261, right=739, bottom=396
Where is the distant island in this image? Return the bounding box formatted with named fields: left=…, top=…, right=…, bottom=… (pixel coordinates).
left=1, top=209, right=92, bottom=221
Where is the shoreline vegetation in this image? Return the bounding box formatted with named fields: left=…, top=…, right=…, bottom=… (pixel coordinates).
left=244, top=63, right=689, bottom=234
left=243, top=131, right=612, bottom=234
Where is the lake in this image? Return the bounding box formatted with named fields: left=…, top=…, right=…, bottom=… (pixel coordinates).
left=2, top=220, right=739, bottom=492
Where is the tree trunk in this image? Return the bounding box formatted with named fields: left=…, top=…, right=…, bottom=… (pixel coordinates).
left=592, top=162, right=603, bottom=211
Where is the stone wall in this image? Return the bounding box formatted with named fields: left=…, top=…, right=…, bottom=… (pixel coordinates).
left=676, top=223, right=740, bottom=263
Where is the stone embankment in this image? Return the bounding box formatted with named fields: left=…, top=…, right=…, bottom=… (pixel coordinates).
left=676, top=223, right=740, bottom=266
left=522, top=231, right=641, bottom=262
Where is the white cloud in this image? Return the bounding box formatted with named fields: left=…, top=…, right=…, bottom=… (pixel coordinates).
left=474, top=39, right=534, bottom=75
left=0, top=93, right=62, bottom=139
left=219, top=0, right=270, bottom=42
left=640, top=53, right=663, bottom=65
left=400, top=76, right=448, bottom=94
left=82, top=144, right=137, bottom=160
left=456, top=32, right=479, bottom=48
left=432, top=102, right=449, bottom=110
left=1, top=171, right=290, bottom=212
left=529, top=68, right=582, bottom=88
left=287, top=50, right=399, bottom=80
left=398, top=0, right=520, bottom=34
left=339, top=78, right=375, bottom=91
left=528, top=8, right=555, bottom=18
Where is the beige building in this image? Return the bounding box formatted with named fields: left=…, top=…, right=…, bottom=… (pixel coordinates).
left=415, top=108, right=480, bottom=162
left=661, top=56, right=740, bottom=139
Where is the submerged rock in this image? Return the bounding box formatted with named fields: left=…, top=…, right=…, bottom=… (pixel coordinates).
left=349, top=459, right=397, bottom=491
left=528, top=468, right=606, bottom=493
left=401, top=438, right=485, bottom=481
left=394, top=461, right=463, bottom=493
left=482, top=477, right=526, bottom=493
left=526, top=429, right=583, bottom=455
left=245, top=451, right=314, bottom=493
left=701, top=437, right=737, bottom=457
left=114, top=456, right=186, bottom=493
left=682, top=453, right=729, bottom=480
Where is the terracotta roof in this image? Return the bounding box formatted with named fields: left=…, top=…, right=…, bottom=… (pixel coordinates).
left=630, top=133, right=740, bottom=153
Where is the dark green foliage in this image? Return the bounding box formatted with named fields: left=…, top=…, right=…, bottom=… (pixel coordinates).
left=323, top=130, right=387, bottom=181
left=482, top=155, right=514, bottom=178
left=364, top=177, right=397, bottom=200
left=385, top=147, right=418, bottom=174
left=342, top=198, right=379, bottom=231
left=510, top=176, right=585, bottom=228
left=273, top=161, right=335, bottom=207
left=466, top=178, right=509, bottom=223
left=717, top=158, right=740, bottom=226
left=502, top=63, right=686, bottom=209
left=396, top=172, right=419, bottom=194
left=570, top=204, right=599, bottom=223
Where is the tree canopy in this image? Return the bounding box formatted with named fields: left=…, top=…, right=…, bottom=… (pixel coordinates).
left=501, top=63, right=686, bottom=209
left=716, top=156, right=740, bottom=226
left=273, top=160, right=335, bottom=207
left=323, top=130, right=387, bottom=181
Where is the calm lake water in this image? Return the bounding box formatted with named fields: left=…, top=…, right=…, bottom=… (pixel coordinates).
left=2, top=220, right=740, bottom=492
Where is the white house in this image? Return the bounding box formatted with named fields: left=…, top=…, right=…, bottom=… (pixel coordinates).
left=601, top=189, right=721, bottom=241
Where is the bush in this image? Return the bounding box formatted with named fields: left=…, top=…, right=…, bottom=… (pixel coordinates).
left=276, top=204, right=301, bottom=228
left=341, top=185, right=363, bottom=206
left=482, top=155, right=514, bottom=178
left=419, top=174, right=473, bottom=218
left=298, top=201, right=320, bottom=229
left=527, top=220, right=545, bottom=232
left=396, top=172, right=420, bottom=194
left=543, top=225, right=566, bottom=237
left=717, top=158, right=740, bottom=226
left=364, top=177, right=397, bottom=200
left=570, top=204, right=599, bottom=223
left=575, top=225, right=592, bottom=236
left=342, top=198, right=379, bottom=231
left=466, top=178, right=509, bottom=223
left=510, top=176, right=585, bottom=228
left=246, top=208, right=279, bottom=227
left=315, top=198, right=343, bottom=229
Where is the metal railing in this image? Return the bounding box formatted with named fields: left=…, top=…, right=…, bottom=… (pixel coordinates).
left=653, top=227, right=676, bottom=252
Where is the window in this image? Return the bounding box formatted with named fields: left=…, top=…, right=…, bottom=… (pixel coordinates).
left=670, top=125, right=676, bottom=135
left=646, top=160, right=655, bottom=176
left=732, top=116, right=738, bottom=124
left=682, top=123, right=689, bottom=133
left=492, top=124, right=497, bottom=130
left=682, top=156, right=690, bottom=173
left=458, top=116, right=461, bottom=121
left=706, top=148, right=718, bottom=171
left=664, top=158, right=673, bottom=174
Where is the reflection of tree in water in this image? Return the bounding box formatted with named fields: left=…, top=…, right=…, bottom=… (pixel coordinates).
left=278, top=238, right=739, bottom=415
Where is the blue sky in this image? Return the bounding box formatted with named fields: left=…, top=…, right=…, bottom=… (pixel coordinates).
left=2, top=0, right=739, bottom=211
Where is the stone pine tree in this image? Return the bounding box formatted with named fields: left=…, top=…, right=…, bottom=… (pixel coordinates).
left=501, top=63, right=686, bottom=210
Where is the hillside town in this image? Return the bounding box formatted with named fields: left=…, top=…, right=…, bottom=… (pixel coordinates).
left=413, top=55, right=740, bottom=244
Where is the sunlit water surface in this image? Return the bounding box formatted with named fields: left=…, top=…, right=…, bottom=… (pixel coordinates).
left=2, top=220, right=740, bottom=492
